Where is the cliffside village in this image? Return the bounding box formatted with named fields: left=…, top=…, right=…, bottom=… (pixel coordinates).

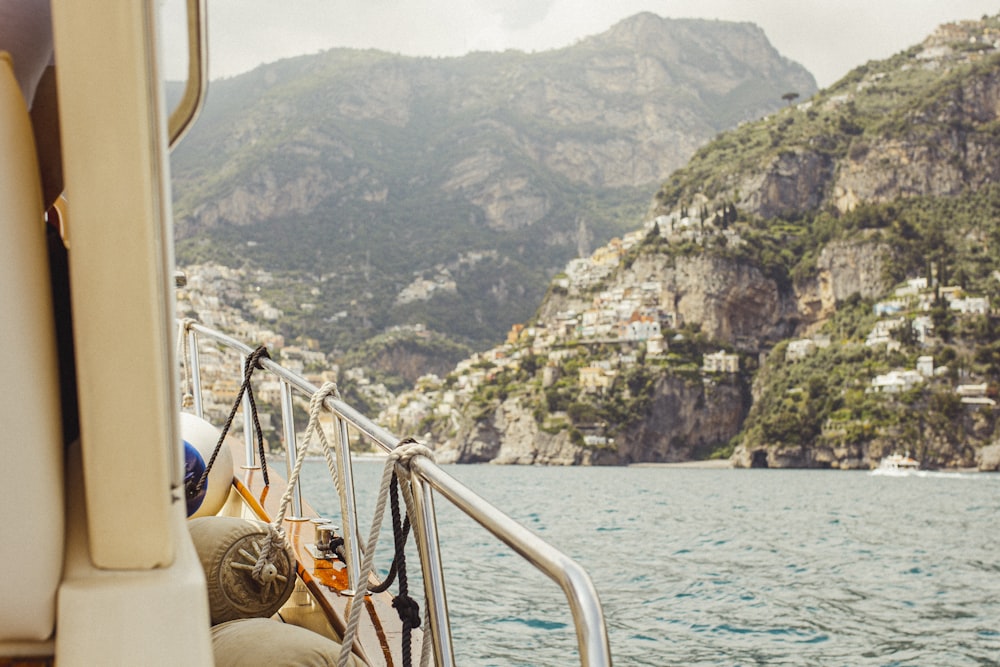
left=177, top=265, right=335, bottom=431
left=178, top=208, right=996, bottom=444
left=176, top=214, right=741, bottom=437
left=787, top=276, right=995, bottom=405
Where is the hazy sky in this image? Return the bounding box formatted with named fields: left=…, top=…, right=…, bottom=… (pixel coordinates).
left=160, top=1, right=1000, bottom=89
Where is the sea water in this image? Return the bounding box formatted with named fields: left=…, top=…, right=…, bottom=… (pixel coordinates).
left=301, top=463, right=1000, bottom=666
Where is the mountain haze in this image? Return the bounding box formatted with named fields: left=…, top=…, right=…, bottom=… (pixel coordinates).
left=171, top=14, right=815, bottom=369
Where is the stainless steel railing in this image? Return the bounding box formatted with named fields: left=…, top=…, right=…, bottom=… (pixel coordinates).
left=179, top=320, right=611, bottom=666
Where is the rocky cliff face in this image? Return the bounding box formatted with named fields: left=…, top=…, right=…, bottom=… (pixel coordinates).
left=533, top=231, right=892, bottom=364
left=434, top=397, right=595, bottom=466
left=612, top=376, right=747, bottom=463
left=430, top=375, right=747, bottom=466
left=796, top=238, right=892, bottom=322
left=740, top=150, right=837, bottom=220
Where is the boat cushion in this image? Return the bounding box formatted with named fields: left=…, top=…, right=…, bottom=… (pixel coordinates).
left=0, top=51, right=64, bottom=643
left=211, top=618, right=360, bottom=667
left=188, top=516, right=297, bottom=625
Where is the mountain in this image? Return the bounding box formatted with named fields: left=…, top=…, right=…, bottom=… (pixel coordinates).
left=170, top=13, right=816, bottom=373
left=653, top=16, right=1000, bottom=219
left=381, top=15, right=1000, bottom=469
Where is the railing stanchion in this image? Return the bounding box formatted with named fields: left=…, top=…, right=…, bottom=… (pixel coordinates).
left=280, top=379, right=305, bottom=520
left=407, top=468, right=455, bottom=667
left=186, top=329, right=203, bottom=418
left=241, top=386, right=256, bottom=467
left=334, top=414, right=362, bottom=595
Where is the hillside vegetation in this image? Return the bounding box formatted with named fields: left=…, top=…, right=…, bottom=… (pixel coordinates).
left=171, top=13, right=815, bottom=369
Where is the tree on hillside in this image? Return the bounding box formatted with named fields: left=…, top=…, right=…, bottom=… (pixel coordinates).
left=782, top=91, right=799, bottom=106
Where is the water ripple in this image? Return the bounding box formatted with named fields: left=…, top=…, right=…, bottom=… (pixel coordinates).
left=303, top=464, right=1000, bottom=666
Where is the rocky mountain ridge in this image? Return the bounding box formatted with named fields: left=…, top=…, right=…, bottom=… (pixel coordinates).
left=170, top=13, right=815, bottom=363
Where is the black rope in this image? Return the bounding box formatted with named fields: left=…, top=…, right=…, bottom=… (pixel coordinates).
left=366, top=514, right=411, bottom=594
left=367, top=437, right=420, bottom=594
left=187, top=345, right=271, bottom=503
left=329, top=535, right=347, bottom=564
left=387, top=472, right=420, bottom=667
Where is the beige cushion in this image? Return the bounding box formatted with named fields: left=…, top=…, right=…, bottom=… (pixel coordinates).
left=188, top=517, right=297, bottom=625
left=0, top=51, right=64, bottom=643
left=211, top=618, right=359, bottom=667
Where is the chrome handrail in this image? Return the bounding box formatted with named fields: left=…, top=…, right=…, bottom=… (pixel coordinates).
left=180, top=320, right=612, bottom=666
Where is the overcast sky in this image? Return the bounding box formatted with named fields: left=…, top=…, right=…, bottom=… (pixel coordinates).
left=160, top=1, right=1000, bottom=89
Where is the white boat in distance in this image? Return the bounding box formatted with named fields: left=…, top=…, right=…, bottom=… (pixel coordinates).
left=872, top=453, right=921, bottom=476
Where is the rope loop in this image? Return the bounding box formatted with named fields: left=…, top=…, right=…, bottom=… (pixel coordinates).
left=188, top=344, right=270, bottom=499
left=246, top=345, right=270, bottom=373
left=309, top=381, right=341, bottom=417
left=272, top=381, right=339, bottom=528
left=241, top=346, right=271, bottom=485
left=253, top=382, right=342, bottom=601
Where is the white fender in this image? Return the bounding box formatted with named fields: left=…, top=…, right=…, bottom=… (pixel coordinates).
left=180, top=412, right=234, bottom=518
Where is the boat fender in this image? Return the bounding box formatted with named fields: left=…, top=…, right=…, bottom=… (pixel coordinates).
left=181, top=411, right=234, bottom=518
left=188, top=516, right=298, bottom=625
left=211, top=618, right=361, bottom=667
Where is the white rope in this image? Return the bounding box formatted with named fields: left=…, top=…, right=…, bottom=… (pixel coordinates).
left=275, top=383, right=340, bottom=525
left=338, top=440, right=436, bottom=667
left=246, top=378, right=435, bottom=667
left=254, top=382, right=340, bottom=584
left=420, top=602, right=433, bottom=667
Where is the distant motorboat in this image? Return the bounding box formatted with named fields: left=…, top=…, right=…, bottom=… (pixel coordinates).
left=872, top=452, right=921, bottom=476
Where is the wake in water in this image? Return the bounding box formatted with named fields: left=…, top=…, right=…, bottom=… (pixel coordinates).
left=869, top=469, right=989, bottom=480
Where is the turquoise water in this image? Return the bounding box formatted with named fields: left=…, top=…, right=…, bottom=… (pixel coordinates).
left=301, top=463, right=1000, bottom=666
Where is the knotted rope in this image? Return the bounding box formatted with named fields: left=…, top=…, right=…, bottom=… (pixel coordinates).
left=338, top=439, right=436, bottom=667
left=249, top=522, right=286, bottom=594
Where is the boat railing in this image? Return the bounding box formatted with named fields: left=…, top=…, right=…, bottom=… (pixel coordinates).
left=179, top=320, right=611, bottom=666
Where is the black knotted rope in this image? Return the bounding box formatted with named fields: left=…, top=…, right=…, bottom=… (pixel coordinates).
left=387, top=471, right=420, bottom=667
left=187, top=345, right=271, bottom=503
left=329, top=535, right=347, bottom=565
